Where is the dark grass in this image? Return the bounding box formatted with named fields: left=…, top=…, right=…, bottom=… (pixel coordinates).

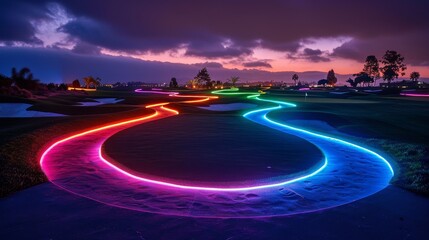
left=264, top=91, right=429, bottom=143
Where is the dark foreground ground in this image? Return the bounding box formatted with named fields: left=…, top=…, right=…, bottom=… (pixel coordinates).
left=1, top=183, right=428, bottom=240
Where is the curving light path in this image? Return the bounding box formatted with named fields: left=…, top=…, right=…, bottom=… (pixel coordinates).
left=39, top=88, right=394, bottom=218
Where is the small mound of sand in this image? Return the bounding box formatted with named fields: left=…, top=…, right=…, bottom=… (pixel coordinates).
left=199, top=103, right=256, bottom=111
left=0, top=103, right=66, bottom=117
left=78, top=98, right=123, bottom=106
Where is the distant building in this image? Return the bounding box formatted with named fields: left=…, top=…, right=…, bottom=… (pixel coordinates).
left=110, top=81, right=166, bottom=88
left=379, top=80, right=428, bottom=88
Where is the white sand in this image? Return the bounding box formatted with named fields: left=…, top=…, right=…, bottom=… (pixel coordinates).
left=78, top=98, right=123, bottom=106
left=199, top=103, right=257, bottom=111
left=363, top=90, right=382, bottom=93
left=0, top=103, right=66, bottom=117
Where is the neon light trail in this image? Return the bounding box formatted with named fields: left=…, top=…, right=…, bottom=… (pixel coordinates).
left=40, top=89, right=394, bottom=218
left=400, top=93, right=429, bottom=97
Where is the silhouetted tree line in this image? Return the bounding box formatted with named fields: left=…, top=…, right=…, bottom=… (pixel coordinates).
left=195, top=67, right=212, bottom=88
left=347, top=50, right=414, bottom=87
left=169, top=77, right=178, bottom=88
left=317, top=69, right=337, bottom=86
left=0, top=67, right=68, bottom=98
left=187, top=67, right=224, bottom=89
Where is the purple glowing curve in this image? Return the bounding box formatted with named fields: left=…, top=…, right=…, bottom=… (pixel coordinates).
left=98, top=149, right=327, bottom=191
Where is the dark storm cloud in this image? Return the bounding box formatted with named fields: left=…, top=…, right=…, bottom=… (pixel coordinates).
left=185, top=42, right=253, bottom=59
left=332, top=30, right=429, bottom=66
left=243, top=61, right=272, bottom=68
left=192, top=62, right=224, bottom=68
left=0, top=1, right=49, bottom=44
left=259, top=40, right=302, bottom=53
left=287, top=48, right=330, bottom=63
left=71, top=41, right=102, bottom=55
left=1, top=0, right=429, bottom=64
left=302, top=48, right=330, bottom=62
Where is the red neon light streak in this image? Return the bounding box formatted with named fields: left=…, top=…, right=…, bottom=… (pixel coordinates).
left=160, top=106, right=179, bottom=115
left=146, top=102, right=170, bottom=108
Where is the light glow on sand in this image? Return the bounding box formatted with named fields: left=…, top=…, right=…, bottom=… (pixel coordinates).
left=68, top=87, right=97, bottom=91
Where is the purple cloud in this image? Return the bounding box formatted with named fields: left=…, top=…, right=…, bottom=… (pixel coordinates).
left=243, top=61, right=272, bottom=68
left=1, top=0, right=428, bottom=65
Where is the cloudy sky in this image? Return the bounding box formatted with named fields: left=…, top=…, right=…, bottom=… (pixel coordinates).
left=1, top=0, right=428, bottom=83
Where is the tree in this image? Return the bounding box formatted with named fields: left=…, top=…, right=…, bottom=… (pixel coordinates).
left=169, top=77, right=178, bottom=88
left=380, top=50, right=407, bottom=86
left=83, top=76, right=100, bottom=88
left=47, top=83, right=56, bottom=91
left=0, top=74, right=12, bottom=88
left=83, top=76, right=91, bottom=88
left=72, top=79, right=81, bottom=88
left=11, top=67, right=40, bottom=90
left=228, top=76, right=240, bottom=87
left=410, top=71, right=420, bottom=81
left=188, top=78, right=198, bottom=88
left=292, top=73, right=299, bottom=86
left=195, top=67, right=212, bottom=88
left=362, top=55, right=380, bottom=86
left=318, top=79, right=328, bottom=86
left=326, top=69, right=337, bottom=86
left=346, top=78, right=357, bottom=87
left=58, top=83, right=68, bottom=91
left=353, top=72, right=373, bottom=87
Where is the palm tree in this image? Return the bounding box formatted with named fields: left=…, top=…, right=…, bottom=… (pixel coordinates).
left=188, top=78, right=199, bottom=88
left=83, top=76, right=101, bottom=89
left=292, top=74, right=299, bottom=86
left=11, top=67, right=40, bottom=90
left=83, top=76, right=91, bottom=88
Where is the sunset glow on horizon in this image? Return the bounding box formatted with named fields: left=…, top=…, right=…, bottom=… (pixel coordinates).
left=1, top=0, right=428, bottom=83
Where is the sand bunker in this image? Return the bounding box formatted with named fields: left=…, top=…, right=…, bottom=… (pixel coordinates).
left=0, top=103, right=66, bottom=117
left=78, top=98, right=123, bottom=106
left=199, top=103, right=257, bottom=111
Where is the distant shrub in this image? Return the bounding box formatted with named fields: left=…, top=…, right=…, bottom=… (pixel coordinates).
left=0, top=75, right=13, bottom=87
left=47, top=83, right=56, bottom=91
left=380, top=88, right=401, bottom=95
left=58, top=83, right=68, bottom=91
left=72, top=79, right=81, bottom=88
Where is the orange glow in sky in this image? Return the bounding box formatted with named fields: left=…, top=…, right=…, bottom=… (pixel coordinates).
left=101, top=47, right=429, bottom=77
